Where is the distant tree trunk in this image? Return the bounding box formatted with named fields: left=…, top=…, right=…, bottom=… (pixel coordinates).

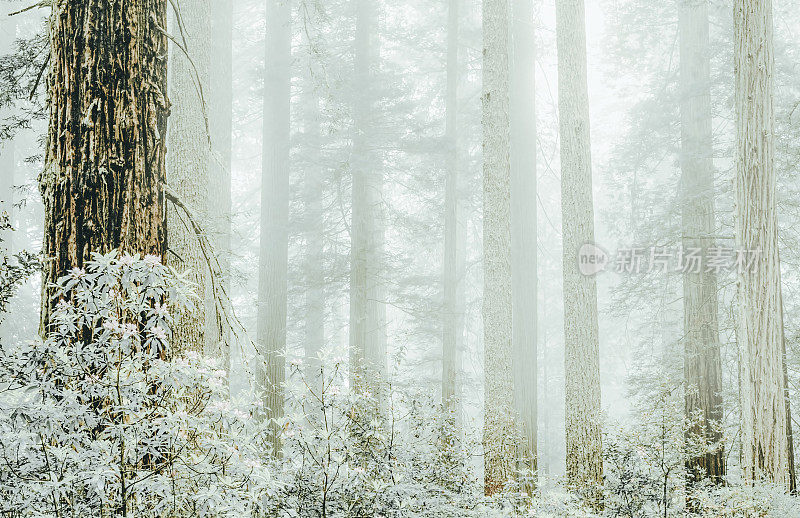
left=734, top=0, right=796, bottom=491
left=482, top=0, right=515, bottom=496
left=0, top=136, right=11, bottom=344
left=511, top=0, right=538, bottom=493
left=166, top=0, right=213, bottom=356
left=541, top=282, right=550, bottom=476
left=41, top=0, right=168, bottom=330
left=555, top=0, right=603, bottom=505
left=679, top=0, right=725, bottom=486
left=0, top=144, right=12, bottom=257
left=442, top=0, right=462, bottom=414
left=349, top=0, right=387, bottom=395
left=257, top=0, right=291, bottom=456
left=0, top=14, right=13, bottom=259
left=303, top=76, right=326, bottom=378
left=210, top=0, right=233, bottom=373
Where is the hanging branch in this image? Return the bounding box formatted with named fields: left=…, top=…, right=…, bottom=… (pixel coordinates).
left=8, top=1, right=51, bottom=17
left=162, top=182, right=257, bottom=379
left=153, top=2, right=211, bottom=145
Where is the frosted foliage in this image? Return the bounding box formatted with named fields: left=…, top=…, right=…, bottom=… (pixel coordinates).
left=0, top=254, right=272, bottom=516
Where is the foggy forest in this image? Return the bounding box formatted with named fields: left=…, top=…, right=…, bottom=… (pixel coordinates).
left=2, top=0, right=800, bottom=515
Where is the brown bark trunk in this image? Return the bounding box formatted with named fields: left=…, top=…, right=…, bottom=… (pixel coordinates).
left=41, top=1, right=169, bottom=331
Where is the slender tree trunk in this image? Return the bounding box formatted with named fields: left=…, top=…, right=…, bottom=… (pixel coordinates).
left=41, top=0, right=168, bottom=330
left=734, top=0, right=796, bottom=491
left=303, top=76, right=326, bottom=378
left=511, top=0, right=538, bottom=493
left=0, top=12, right=13, bottom=345
left=349, top=0, right=387, bottom=395
left=679, top=0, right=725, bottom=486
left=482, top=0, right=515, bottom=496
left=166, top=0, right=213, bottom=356
left=442, top=0, right=462, bottom=413
left=210, top=0, right=233, bottom=373
left=541, top=283, right=550, bottom=477
left=555, top=0, right=603, bottom=504
left=257, top=0, right=291, bottom=456
left=0, top=140, right=12, bottom=258
left=0, top=13, right=13, bottom=259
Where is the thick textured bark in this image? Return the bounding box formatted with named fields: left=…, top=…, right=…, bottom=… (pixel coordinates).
left=257, top=0, right=291, bottom=456
left=41, top=0, right=168, bottom=330
left=555, top=0, right=603, bottom=504
left=166, top=0, right=213, bottom=356
left=511, top=0, right=538, bottom=492
left=210, top=0, right=233, bottom=373
left=679, top=0, right=725, bottom=486
left=734, top=0, right=796, bottom=491
left=442, top=0, right=462, bottom=413
left=482, top=0, right=515, bottom=496
left=349, top=0, right=387, bottom=395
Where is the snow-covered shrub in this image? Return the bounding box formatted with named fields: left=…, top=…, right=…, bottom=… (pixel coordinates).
left=602, top=378, right=733, bottom=518
left=602, top=392, right=799, bottom=518
left=0, top=252, right=271, bottom=517
left=687, top=482, right=800, bottom=517
left=270, top=356, right=481, bottom=517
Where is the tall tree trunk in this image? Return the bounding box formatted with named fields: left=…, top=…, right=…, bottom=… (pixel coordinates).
left=210, top=0, right=233, bottom=373
left=0, top=136, right=11, bottom=345
left=541, top=281, right=550, bottom=477
left=442, top=0, right=462, bottom=414
left=734, top=0, right=796, bottom=491
left=679, top=0, right=725, bottom=486
left=482, top=0, right=515, bottom=496
left=0, top=145, right=11, bottom=258
left=349, top=0, right=387, bottom=395
left=555, top=0, right=603, bottom=504
left=257, top=0, right=291, bottom=456
left=166, top=0, right=213, bottom=356
left=303, top=76, right=325, bottom=379
left=0, top=12, right=14, bottom=345
left=41, top=0, right=168, bottom=330
left=511, top=0, right=538, bottom=493
left=0, top=12, right=13, bottom=259
left=0, top=139, right=11, bottom=255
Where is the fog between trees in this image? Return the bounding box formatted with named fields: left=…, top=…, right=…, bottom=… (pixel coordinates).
left=2, top=0, right=800, bottom=515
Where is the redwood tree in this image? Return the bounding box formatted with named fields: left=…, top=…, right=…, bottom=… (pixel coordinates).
left=679, top=0, right=724, bottom=486
left=41, top=1, right=169, bottom=329
left=556, top=0, right=603, bottom=504
left=734, top=0, right=796, bottom=491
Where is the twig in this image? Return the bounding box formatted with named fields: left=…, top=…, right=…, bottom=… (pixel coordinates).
left=8, top=1, right=49, bottom=17
left=162, top=182, right=256, bottom=378
left=155, top=2, right=211, bottom=144
left=29, top=51, right=49, bottom=100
